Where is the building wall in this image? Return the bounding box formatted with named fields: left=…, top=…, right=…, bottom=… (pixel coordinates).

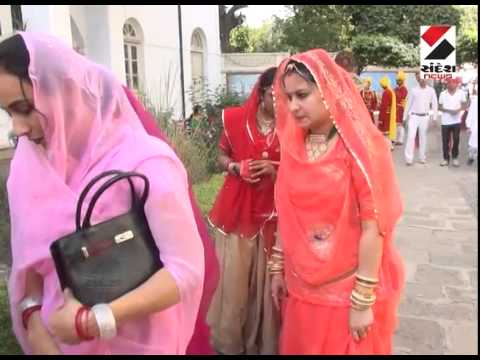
left=0, top=5, right=223, bottom=148
left=0, top=5, right=13, bottom=36
left=222, top=52, right=289, bottom=96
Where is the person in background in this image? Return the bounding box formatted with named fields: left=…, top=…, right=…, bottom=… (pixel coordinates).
left=403, top=72, right=438, bottom=166
left=378, top=76, right=397, bottom=150
left=360, top=77, right=377, bottom=124
left=465, top=80, right=477, bottom=165
left=394, top=71, right=408, bottom=146
left=438, top=77, right=468, bottom=167
left=207, top=67, right=280, bottom=355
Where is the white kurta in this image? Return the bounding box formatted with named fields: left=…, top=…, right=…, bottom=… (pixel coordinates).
left=465, top=95, right=478, bottom=149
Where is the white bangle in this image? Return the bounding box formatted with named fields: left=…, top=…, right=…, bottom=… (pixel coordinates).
left=91, top=304, right=117, bottom=340
left=19, top=297, right=42, bottom=313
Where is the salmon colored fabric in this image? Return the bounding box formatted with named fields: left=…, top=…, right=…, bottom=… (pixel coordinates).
left=272, top=49, right=405, bottom=354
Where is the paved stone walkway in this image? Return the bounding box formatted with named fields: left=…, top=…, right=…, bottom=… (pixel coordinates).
left=392, top=123, right=477, bottom=355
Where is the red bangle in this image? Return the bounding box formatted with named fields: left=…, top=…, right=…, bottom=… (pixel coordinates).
left=22, top=305, right=42, bottom=330
left=75, top=306, right=94, bottom=341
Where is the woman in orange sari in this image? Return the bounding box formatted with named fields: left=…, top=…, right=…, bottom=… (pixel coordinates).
left=270, top=50, right=405, bottom=354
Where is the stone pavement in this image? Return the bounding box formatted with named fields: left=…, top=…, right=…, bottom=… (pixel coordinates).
left=391, top=122, right=478, bottom=355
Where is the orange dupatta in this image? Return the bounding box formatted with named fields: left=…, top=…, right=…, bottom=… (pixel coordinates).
left=273, top=49, right=404, bottom=306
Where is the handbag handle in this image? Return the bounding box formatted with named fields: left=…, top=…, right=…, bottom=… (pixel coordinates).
left=75, top=170, right=135, bottom=231
left=82, top=172, right=150, bottom=229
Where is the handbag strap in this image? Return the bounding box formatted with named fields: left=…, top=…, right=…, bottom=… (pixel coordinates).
left=81, top=172, right=150, bottom=229
left=75, top=170, right=135, bottom=231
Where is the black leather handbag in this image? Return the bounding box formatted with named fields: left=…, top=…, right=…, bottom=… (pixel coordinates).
left=50, top=170, right=163, bottom=306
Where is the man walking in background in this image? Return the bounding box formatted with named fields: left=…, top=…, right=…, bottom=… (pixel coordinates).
left=404, top=72, right=438, bottom=165
left=438, top=78, right=468, bottom=167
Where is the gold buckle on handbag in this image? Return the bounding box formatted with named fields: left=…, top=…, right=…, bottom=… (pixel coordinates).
left=114, top=230, right=134, bottom=244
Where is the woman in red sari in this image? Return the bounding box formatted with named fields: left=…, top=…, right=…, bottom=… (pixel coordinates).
left=270, top=50, right=405, bottom=354
left=207, top=67, right=280, bottom=355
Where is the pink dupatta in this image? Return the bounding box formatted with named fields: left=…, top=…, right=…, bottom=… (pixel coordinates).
left=122, top=87, right=219, bottom=355
left=7, top=32, right=206, bottom=355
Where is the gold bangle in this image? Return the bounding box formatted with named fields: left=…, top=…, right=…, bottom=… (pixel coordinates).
left=350, top=294, right=376, bottom=307
left=354, top=280, right=377, bottom=289
left=351, top=290, right=376, bottom=303
left=355, top=274, right=379, bottom=284
left=272, top=246, right=283, bottom=253
left=352, top=289, right=376, bottom=300
left=351, top=302, right=370, bottom=311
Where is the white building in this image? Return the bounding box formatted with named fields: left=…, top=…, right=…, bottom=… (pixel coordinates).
left=0, top=5, right=222, bottom=149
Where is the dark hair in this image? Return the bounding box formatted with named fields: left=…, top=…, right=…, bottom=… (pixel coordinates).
left=258, top=66, right=277, bottom=97
left=193, top=104, right=202, bottom=114
left=282, top=60, right=316, bottom=85
left=0, top=34, right=31, bottom=82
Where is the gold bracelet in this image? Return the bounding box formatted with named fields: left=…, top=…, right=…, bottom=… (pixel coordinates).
left=350, top=302, right=371, bottom=311
left=351, top=289, right=376, bottom=303
left=354, top=279, right=377, bottom=289
left=355, top=274, right=379, bottom=284
left=350, top=293, right=376, bottom=306
left=272, top=246, right=283, bottom=253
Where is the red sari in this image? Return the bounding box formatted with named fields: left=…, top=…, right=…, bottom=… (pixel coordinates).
left=395, top=85, right=408, bottom=124
left=273, top=50, right=405, bottom=354
left=208, top=84, right=280, bottom=248
left=360, top=88, right=377, bottom=122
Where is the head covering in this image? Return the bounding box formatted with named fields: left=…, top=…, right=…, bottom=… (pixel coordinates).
left=380, top=76, right=390, bottom=88
left=208, top=71, right=280, bottom=241
left=273, top=48, right=402, bottom=238
left=363, top=77, right=372, bottom=86
left=7, top=32, right=204, bottom=354
left=396, top=71, right=406, bottom=81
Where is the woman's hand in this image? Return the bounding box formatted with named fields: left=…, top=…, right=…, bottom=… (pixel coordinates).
left=48, top=289, right=83, bottom=345
left=249, top=160, right=276, bottom=179
left=26, top=312, right=62, bottom=355
left=271, top=273, right=287, bottom=311
left=349, top=306, right=374, bottom=342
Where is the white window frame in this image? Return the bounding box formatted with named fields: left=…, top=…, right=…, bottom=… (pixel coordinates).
left=123, top=21, right=143, bottom=91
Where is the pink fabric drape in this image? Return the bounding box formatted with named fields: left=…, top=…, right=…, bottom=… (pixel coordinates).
left=122, top=86, right=219, bottom=355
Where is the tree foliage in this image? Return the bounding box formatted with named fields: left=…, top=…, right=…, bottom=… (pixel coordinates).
left=352, top=34, right=419, bottom=73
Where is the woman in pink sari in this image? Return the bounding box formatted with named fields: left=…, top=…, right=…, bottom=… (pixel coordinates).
left=0, top=32, right=213, bottom=354
left=270, top=50, right=405, bottom=354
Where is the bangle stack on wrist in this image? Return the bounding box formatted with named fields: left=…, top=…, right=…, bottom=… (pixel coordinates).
left=350, top=273, right=379, bottom=311
left=74, top=303, right=117, bottom=341
left=267, top=246, right=284, bottom=275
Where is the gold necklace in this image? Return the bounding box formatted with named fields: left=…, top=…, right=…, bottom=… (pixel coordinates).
left=257, top=112, right=274, bottom=135
left=305, top=133, right=329, bottom=162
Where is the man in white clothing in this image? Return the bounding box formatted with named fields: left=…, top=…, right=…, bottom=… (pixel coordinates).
left=465, top=81, right=477, bottom=165
left=438, top=78, right=468, bottom=167
left=404, top=72, right=438, bottom=165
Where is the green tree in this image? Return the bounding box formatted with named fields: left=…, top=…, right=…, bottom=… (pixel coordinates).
left=457, top=5, right=478, bottom=64
left=229, top=25, right=252, bottom=52
left=352, top=34, right=419, bottom=73
left=279, top=5, right=353, bottom=52
left=346, top=5, right=462, bottom=46
left=274, top=5, right=467, bottom=68
left=219, top=5, right=248, bottom=53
